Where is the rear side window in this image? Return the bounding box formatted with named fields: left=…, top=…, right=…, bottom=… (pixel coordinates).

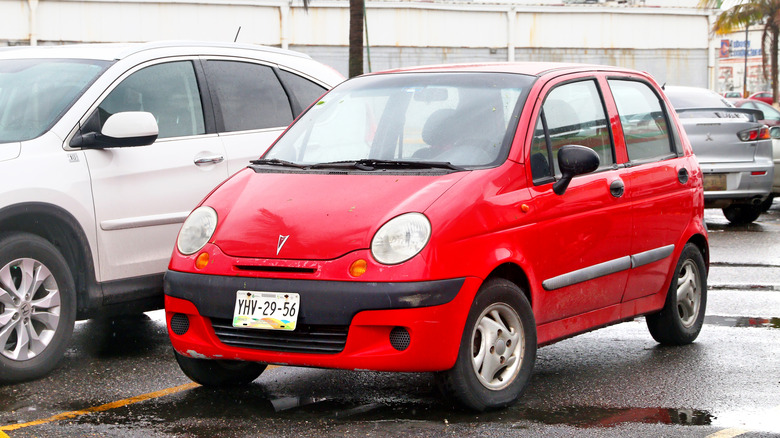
left=608, top=80, right=674, bottom=162
left=530, top=80, right=614, bottom=182
left=277, top=70, right=328, bottom=116
left=98, top=61, right=205, bottom=139
left=204, top=61, right=294, bottom=133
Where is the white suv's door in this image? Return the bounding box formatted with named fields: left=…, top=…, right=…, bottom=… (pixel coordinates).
left=83, top=60, right=228, bottom=283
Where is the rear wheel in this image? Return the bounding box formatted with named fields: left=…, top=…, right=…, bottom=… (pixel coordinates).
left=758, top=195, right=775, bottom=213
left=436, top=278, right=536, bottom=411
left=174, top=351, right=266, bottom=386
left=646, top=243, right=707, bottom=345
left=0, top=232, right=76, bottom=383
left=722, top=204, right=762, bottom=225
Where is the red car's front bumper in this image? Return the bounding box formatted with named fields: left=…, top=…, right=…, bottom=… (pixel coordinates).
left=164, top=275, right=482, bottom=372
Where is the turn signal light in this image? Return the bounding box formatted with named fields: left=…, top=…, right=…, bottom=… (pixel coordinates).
left=349, top=259, right=367, bottom=277
left=195, top=252, right=210, bottom=270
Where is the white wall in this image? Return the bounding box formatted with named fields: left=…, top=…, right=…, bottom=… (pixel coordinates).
left=0, top=0, right=714, bottom=86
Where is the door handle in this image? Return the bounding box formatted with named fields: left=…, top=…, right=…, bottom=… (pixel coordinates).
left=194, top=155, right=225, bottom=166
left=610, top=178, right=625, bottom=198
left=678, top=167, right=689, bottom=184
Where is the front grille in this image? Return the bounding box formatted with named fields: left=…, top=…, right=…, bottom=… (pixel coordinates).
left=234, top=265, right=318, bottom=274
left=210, top=318, right=348, bottom=354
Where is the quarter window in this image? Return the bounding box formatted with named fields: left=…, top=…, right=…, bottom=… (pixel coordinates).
left=608, top=80, right=674, bottom=162
left=204, top=61, right=294, bottom=133
left=277, top=70, right=328, bottom=116
left=97, top=61, right=205, bottom=139
left=530, top=80, right=614, bottom=182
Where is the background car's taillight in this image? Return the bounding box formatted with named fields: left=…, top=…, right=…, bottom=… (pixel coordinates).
left=737, top=126, right=770, bottom=141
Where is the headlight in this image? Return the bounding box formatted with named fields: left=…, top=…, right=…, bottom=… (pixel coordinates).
left=177, top=206, right=218, bottom=255
left=371, top=213, right=431, bottom=265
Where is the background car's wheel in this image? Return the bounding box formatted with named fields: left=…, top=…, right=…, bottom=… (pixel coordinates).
left=0, top=232, right=76, bottom=383
left=757, top=195, right=775, bottom=213
left=174, top=351, right=266, bottom=386
left=722, top=204, right=762, bottom=225
left=646, top=243, right=707, bottom=346
left=436, top=278, right=536, bottom=411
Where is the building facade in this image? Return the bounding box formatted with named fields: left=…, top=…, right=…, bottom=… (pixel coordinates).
left=1, top=0, right=714, bottom=87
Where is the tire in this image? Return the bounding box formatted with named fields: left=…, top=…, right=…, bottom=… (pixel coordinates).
left=436, top=278, right=536, bottom=411
left=758, top=195, right=775, bottom=213
left=722, top=204, right=762, bottom=225
left=646, top=243, right=707, bottom=346
left=174, top=351, right=266, bottom=387
left=0, top=232, right=76, bottom=383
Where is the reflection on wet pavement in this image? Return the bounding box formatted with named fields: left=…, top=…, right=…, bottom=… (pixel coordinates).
left=705, top=315, right=780, bottom=329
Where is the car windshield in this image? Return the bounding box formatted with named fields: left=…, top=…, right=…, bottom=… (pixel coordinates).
left=264, top=72, right=534, bottom=169
left=0, top=58, right=110, bottom=143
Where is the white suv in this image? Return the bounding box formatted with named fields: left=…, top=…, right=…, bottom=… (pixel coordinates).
left=0, top=41, right=343, bottom=382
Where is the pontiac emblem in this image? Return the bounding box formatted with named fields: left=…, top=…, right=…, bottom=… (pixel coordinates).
left=277, top=235, right=290, bottom=255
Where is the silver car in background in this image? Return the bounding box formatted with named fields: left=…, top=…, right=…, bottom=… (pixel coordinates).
left=665, top=86, right=774, bottom=224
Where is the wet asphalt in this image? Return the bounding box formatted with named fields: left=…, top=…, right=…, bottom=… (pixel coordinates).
left=1, top=204, right=779, bottom=437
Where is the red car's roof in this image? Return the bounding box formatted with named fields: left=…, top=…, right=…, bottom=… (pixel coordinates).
left=368, top=62, right=642, bottom=78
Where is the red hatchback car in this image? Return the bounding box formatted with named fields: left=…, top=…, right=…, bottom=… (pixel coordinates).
left=164, top=63, right=709, bottom=411
left=748, top=91, right=774, bottom=105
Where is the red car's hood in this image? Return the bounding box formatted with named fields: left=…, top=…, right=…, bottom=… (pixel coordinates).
left=210, top=170, right=467, bottom=260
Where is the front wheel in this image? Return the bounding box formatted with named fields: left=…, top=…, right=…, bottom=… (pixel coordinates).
left=436, top=278, right=536, bottom=411
left=646, top=243, right=707, bottom=345
left=174, top=351, right=266, bottom=387
left=0, top=232, right=76, bottom=383
left=722, top=204, right=762, bottom=225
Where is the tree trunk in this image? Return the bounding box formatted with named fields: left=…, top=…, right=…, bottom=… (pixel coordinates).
left=348, top=0, right=364, bottom=78
left=773, top=24, right=779, bottom=104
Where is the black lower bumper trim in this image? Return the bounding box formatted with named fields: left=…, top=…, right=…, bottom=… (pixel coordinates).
left=164, top=270, right=465, bottom=326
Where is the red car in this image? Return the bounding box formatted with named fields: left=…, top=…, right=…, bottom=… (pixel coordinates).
left=748, top=91, right=774, bottom=105
left=164, top=63, right=709, bottom=411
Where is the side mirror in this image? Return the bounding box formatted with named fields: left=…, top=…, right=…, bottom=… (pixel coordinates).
left=552, top=145, right=600, bottom=195
left=70, top=111, right=159, bottom=148
left=770, top=126, right=780, bottom=139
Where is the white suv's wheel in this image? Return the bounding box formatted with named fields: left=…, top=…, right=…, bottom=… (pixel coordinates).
left=0, top=233, right=76, bottom=383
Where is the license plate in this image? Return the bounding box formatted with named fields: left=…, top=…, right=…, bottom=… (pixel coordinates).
left=233, top=291, right=299, bottom=331
left=703, top=174, right=727, bottom=191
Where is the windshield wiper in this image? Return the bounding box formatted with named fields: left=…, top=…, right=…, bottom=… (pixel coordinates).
left=250, top=158, right=309, bottom=169
left=310, top=159, right=464, bottom=171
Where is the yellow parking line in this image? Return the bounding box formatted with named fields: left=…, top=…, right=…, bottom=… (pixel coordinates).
left=707, top=429, right=749, bottom=438
left=0, top=382, right=199, bottom=432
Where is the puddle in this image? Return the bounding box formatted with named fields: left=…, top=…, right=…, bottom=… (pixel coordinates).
left=705, top=315, right=780, bottom=329
left=261, top=398, right=714, bottom=429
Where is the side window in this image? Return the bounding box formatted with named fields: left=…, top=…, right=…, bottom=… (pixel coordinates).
left=530, top=80, right=614, bottom=181
left=204, top=60, right=293, bottom=133
left=277, top=69, right=328, bottom=116
left=608, top=80, right=674, bottom=162
left=98, top=61, right=205, bottom=139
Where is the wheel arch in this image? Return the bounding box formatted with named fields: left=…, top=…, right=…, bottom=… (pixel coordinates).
left=0, top=202, right=100, bottom=319
left=686, top=233, right=710, bottom=272
left=484, top=262, right=533, bottom=308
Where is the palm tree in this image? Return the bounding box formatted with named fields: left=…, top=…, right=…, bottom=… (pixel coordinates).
left=302, top=0, right=364, bottom=77
left=349, top=0, right=364, bottom=78
left=700, top=0, right=780, bottom=103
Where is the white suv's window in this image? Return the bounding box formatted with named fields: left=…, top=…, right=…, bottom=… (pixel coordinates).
left=204, top=60, right=294, bottom=133
left=98, top=61, right=205, bottom=139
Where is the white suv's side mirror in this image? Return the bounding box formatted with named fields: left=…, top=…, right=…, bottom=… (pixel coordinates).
left=70, top=111, right=159, bottom=148
left=102, top=111, right=158, bottom=140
